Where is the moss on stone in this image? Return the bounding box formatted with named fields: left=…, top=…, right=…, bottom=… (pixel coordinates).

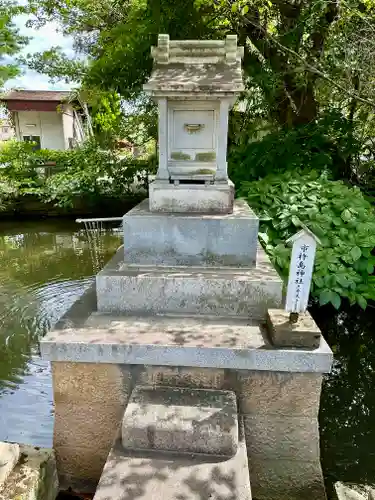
left=195, top=169, right=215, bottom=175
left=195, top=152, right=216, bottom=162
left=171, top=152, right=191, bottom=161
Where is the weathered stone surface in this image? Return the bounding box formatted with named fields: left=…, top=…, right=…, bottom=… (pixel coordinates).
left=149, top=179, right=235, bottom=214
left=52, top=362, right=131, bottom=492
left=123, top=198, right=258, bottom=266
left=52, top=361, right=130, bottom=405
left=267, top=309, right=321, bottom=348
left=55, top=445, right=108, bottom=492
left=243, top=414, right=320, bottom=461
left=138, top=366, right=227, bottom=389
left=94, top=426, right=251, bottom=500
left=0, top=446, right=58, bottom=500
left=122, top=386, right=238, bottom=456
left=96, top=246, right=282, bottom=319
left=54, top=399, right=125, bottom=451
left=41, top=313, right=333, bottom=372
left=0, top=443, right=19, bottom=488
left=236, top=370, right=323, bottom=416
left=249, top=456, right=326, bottom=500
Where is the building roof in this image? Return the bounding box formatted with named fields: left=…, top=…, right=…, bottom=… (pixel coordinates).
left=143, top=35, right=244, bottom=95
left=1, top=90, right=72, bottom=102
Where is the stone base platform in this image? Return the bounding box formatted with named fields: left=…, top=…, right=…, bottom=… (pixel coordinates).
left=149, top=179, right=234, bottom=214
left=93, top=429, right=252, bottom=500
left=123, top=199, right=259, bottom=267
left=42, top=293, right=331, bottom=499
left=41, top=311, right=332, bottom=372
left=96, top=245, right=283, bottom=320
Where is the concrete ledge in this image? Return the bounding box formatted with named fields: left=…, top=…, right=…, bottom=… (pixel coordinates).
left=96, top=246, right=283, bottom=319
left=40, top=313, right=333, bottom=373
left=121, top=386, right=238, bottom=456
left=149, top=180, right=235, bottom=214
left=123, top=198, right=259, bottom=266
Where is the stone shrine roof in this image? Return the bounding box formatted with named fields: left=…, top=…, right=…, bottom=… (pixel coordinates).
left=143, top=35, right=244, bottom=95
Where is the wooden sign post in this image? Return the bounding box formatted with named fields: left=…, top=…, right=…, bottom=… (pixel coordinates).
left=285, top=228, right=320, bottom=322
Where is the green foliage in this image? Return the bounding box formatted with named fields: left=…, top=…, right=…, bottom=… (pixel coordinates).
left=0, top=2, right=29, bottom=87
left=239, top=170, right=375, bottom=310
left=0, top=139, right=156, bottom=210
left=0, top=141, right=44, bottom=198
left=228, top=111, right=360, bottom=185
left=90, top=91, right=123, bottom=147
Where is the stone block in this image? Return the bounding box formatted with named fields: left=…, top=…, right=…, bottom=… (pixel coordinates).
left=94, top=425, right=251, bottom=500
left=236, top=371, right=323, bottom=416
left=52, top=362, right=131, bottom=490
left=249, top=456, right=326, bottom=500
left=122, top=386, right=238, bottom=456
left=267, top=309, right=322, bottom=348
left=0, top=443, right=19, bottom=488
left=149, top=179, right=234, bottom=213
left=243, top=414, right=320, bottom=461
left=96, top=246, right=283, bottom=319
left=54, top=399, right=125, bottom=452
left=52, top=362, right=130, bottom=405
left=123, top=198, right=259, bottom=266
left=0, top=445, right=58, bottom=500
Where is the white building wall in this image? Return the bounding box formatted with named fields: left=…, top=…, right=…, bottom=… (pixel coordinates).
left=16, top=110, right=65, bottom=150
left=62, top=105, right=74, bottom=149
left=39, top=111, right=65, bottom=150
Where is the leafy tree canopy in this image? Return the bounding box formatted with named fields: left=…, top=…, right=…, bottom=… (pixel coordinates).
left=0, top=2, right=28, bottom=89
left=25, top=0, right=375, bottom=127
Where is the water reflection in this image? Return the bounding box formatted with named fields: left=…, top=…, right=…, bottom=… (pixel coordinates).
left=313, top=304, right=375, bottom=495
left=0, top=220, right=120, bottom=446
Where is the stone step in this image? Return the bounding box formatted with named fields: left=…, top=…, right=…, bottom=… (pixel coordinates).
left=123, top=198, right=259, bottom=267
left=122, top=386, right=238, bottom=456
left=96, top=247, right=282, bottom=319
left=93, top=424, right=252, bottom=500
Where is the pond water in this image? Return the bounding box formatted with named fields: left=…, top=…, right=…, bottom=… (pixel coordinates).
left=0, top=219, right=374, bottom=498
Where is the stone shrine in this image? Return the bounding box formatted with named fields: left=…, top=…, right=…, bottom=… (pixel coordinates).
left=145, top=34, right=244, bottom=213
left=40, top=35, right=333, bottom=500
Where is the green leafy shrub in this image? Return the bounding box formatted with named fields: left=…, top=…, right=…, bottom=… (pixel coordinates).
left=239, top=170, right=375, bottom=310
left=0, top=139, right=156, bottom=210
left=228, top=111, right=359, bottom=186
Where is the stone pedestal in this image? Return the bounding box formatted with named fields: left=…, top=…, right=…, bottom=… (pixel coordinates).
left=123, top=198, right=259, bottom=266
left=149, top=179, right=235, bottom=214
